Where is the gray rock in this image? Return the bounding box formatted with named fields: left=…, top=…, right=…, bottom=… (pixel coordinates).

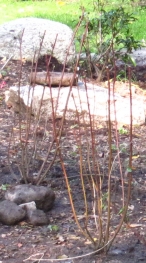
left=0, top=200, right=26, bottom=225
left=19, top=201, right=36, bottom=211
left=79, top=48, right=146, bottom=67
left=121, top=47, right=146, bottom=67
left=27, top=209, right=49, bottom=226
left=5, top=184, right=55, bottom=212
left=19, top=201, right=49, bottom=226
left=108, top=248, right=125, bottom=255
left=0, top=18, right=75, bottom=64
left=79, top=48, right=146, bottom=81
left=5, top=82, right=146, bottom=126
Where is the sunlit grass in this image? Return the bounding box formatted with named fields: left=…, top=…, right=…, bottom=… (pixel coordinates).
left=0, top=0, right=145, bottom=42
left=130, top=8, right=146, bottom=41
left=0, top=0, right=90, bottom=27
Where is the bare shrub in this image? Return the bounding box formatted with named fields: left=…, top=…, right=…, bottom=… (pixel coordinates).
left=7, top=12, right=133, bottom=254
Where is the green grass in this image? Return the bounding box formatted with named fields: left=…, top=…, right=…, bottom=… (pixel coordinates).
left=130, top=8, right=146, bottom=41
left=0, top=0, right=91, bottom=27
left=0, top=0, right=145, bottom=42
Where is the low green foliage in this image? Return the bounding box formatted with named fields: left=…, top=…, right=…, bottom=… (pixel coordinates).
left=126, top=167, right=132, bottom=172
left=1, top=70, right=8, bottom=77
left=0, top=184, right=9, bottom=191
left=118, top=127, right=129, bottom=135
left=111, top=143, right=128, bottom=153
left=48, top=224, right=59, bottom=232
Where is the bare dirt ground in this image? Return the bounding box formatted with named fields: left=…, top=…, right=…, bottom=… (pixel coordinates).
left=0, top=57, right=146, bottom=263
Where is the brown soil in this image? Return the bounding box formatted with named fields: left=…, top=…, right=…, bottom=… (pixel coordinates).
left=0, top=57, right=146, bottom=263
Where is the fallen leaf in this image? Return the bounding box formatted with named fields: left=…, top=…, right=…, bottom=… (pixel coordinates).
left=69, top=235, right=80, bottom=240
left=9, top=150, right=17, bottom=155
left=1, top=57, right=7, bottom=62
left=1, top=234, right=6, bottom=238
left=0, top=244, right=5, bottom=249
left=84, top=240, right=92, bottom=245
left=0, top=81, right=6, bottom=88
left=21, top=138, right=34, bottom=143
left=57, top=254, right=68, bottom=259
left=132, top=155, right=140, bottom=159
left=57, top=235, right=65, bottom=243
left=129, top=224, right=143, bottom=228
left=19, top=221, right=28, bottom=226
left=128, top=205, right=134, bottom=211
left=13, top=128, right=19, bottom=131
left=131, top=166, right=137, bottom=170
left=17, top=243, right=23, bottom=248
left=60, top=212, right=66, bottom=217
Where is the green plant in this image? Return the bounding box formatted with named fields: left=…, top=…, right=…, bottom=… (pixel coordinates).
left=0, top=184, right=9, bottom=191
left=48, top=224, right=59, bottom=232
left=119, top=145, right=127, bottom=153
left=119, top=127, right=128, bottom=135
left=1, top=70, right=8, bottom=77
left=111, top=143, right=128, bottom=153
left=101, top=192, right=108, bottom=211
left=78, top=6, right=141, bottom=80
left=111, top=144, right=117, bottom=151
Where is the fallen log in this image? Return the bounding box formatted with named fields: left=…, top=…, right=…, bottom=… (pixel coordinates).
left=30, top=71, right=77, bottom=87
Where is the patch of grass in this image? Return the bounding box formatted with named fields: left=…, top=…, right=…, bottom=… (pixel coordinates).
left=130, top=8, right=146, bottom=41
left=0, top=0, right=91, bottom=28
left=0, top=0, right=145, bottom=46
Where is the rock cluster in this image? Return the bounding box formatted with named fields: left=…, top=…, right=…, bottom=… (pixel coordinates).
left=0, top=200, right=26, bottom=225
left=0, top=185, right=55, bottom=226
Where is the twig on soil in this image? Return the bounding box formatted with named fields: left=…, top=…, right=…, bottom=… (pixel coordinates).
left=23, top=239, right=111, bottom=262
left=0, top=55, right=13, bottom=71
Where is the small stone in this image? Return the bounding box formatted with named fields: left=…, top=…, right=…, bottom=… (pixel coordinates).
left=0, top=200, right=26, bottom=225
left=1, top=234, right=6, bottom=238
left=108, top=248, right=124, bottom=255
left=27, top=209, right=49, bottom=226
left=19, top=201, right=36, bottom=211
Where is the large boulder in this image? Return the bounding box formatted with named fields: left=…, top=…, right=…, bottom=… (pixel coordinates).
left=5, top=82, right=146, bottom=126
left=0, top=18, right=75, bottom=64
left=5, top=184, right=55, bottom=212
